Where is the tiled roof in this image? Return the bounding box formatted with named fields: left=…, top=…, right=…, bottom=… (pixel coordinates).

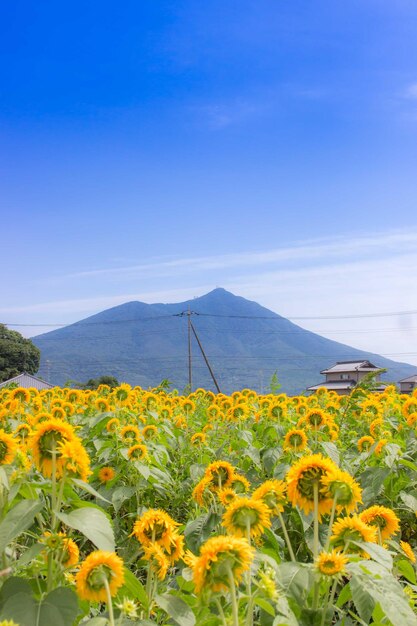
left=321, top=360, right=379, bottom=374
left=399, top=374, right=417, bottom=383
left=0, top=372, right=54, bottom=389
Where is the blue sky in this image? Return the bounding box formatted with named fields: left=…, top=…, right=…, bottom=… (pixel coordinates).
left=2, top=1, right=417, bottom=365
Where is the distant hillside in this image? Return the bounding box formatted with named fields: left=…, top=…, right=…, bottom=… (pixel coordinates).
left=32, top=288, right=416, bottom=394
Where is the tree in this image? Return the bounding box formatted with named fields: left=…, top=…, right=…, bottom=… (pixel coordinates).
left=0, top=324, right=41, bottom=382
left=83, top=375, right=120, bottom=390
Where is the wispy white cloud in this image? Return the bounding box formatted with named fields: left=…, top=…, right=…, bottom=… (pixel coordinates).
left=59, top=228, right=417, bottom=281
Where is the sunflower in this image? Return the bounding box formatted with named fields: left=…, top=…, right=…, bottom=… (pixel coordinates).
left=187, top=535, right=254, bottom=593
left=143, top=543, right=170, bottom=580
left=286, top=454, right=337, bottom=518
left=316, top=550, right=348, bottom=577
left=359, top=505, right=400, bottom=541
left=204, top=461, right=236, bottom=490
left=127, top=444, right=148, bottom=461
left=11, top=387, right=30, bottom=403
left=217, top=487, right=238, bottom=506
left=0, top=620, right=20, bottom=626
left=106, top=418, right=120, bottom=432
left=165, top=532, right=185, bottom=565
left=142, top=425, right=158, bottom=439
left=76, top=550, right=124, bottom=602
left=182, top=399, right=195, bottom=414
left=331, top=515, right=377, bottom=555
left=61, top=537, right=80, bottom=567
left=132, top=509, right=179, bottom=551
left=283, top=428, right=308, bottom=452
left=192, top=477, right=213, bottom=507
left=357, top=436, right=375, bottom=452
left=253, top=480, right=287, bottom=515
left=51, top=406, right=66, bottom=420
left=98, top=466, right=115, bottom=483
left=321, top=469, right=362, bottom=514
left=0, top=430, right=18, bottom=466
left=191, top=432, right=207, bottom=446
left=369, top=418, right=384, bottom=437
left=206, top=404, right=221, bottom=420
left=95, top=398, right=110, bottom=412
left=230, top=474, right=250, bottom=494
left=58, top=438, right=91, bottom=482
left=13, top=424, right=32, bottom=444
left=374, top=439, right=388, bottom=455
left=305, top=409, right=327, bottom=429
left=222, top=497, right=271, bottom=539
left=402, top=398, right=417, bottom=418
left=120, top=425, right=141, bottom=443
left=400, top=540, right=416, bottom=563
left=31, top=419, right=76, bottom=478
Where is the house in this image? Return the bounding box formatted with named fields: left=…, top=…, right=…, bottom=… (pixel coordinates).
left=398, top=374, right=417, bottom=395
left=307, top=360, right=385, bottom=396
left=0, top=372, right=54, bottom=390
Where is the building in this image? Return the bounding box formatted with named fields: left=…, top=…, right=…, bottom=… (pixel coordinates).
left=398, top=375, right=417, bottom=395
left=307, top=360, right=384, bottom=396
left=0, top=372, right=54, bottom=390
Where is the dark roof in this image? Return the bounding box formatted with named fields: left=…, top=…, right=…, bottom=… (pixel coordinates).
left=320, top=360, right=380, bottom=374
left=307, top=380, right=356, bottom=391
left=0, top=372, right=54, bottom=390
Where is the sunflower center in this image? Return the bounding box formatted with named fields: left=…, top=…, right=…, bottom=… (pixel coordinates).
left=87, top=564, right=113, bottom=590
left=233, top=507, right=259, bottom=528
left=39, top=430, right=64, bottom=459
left=297, top=467, right=327, bottom=500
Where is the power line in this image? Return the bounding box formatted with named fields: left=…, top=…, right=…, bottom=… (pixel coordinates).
left=4, top=306, right=417, bottom=328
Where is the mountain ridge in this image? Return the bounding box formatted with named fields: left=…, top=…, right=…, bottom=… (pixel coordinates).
left=32, top=289, right=416, bottom=393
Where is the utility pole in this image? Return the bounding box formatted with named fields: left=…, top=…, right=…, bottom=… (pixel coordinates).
left=187, top=307, right=192, bottom=391
left=189, top=319, right=221, bottom=393
left=178, top=310, right=221, bottom=394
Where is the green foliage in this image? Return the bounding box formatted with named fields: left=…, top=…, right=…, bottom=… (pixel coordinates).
left=0, top=324, right=40, bottom=382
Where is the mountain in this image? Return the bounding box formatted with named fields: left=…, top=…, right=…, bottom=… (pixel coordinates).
left=32, top=288, right=416, bottom=394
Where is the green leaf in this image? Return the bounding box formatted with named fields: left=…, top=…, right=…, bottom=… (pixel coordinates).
left=400, top=491, right=417, bottom=513
left=0, top=591, right=38, bottom=626
left=154, top=593, right=196, bottom=626
left=118, top=567, right=149, bottom=609
left=396, top=558, right=417, bottom=584
left=57, top=506, right=115, bottom=551
left=80, top=618, right=108, bottom=626
left=276, top=562, right=313, bottom=602
left=184, top=512, right=220, bottom=553
left=350, top=574, right=375, bottom=623
left=253, top=597, right=275, bottom=616
left=38, top=587, right=79, bottom=626
left=352, top=542, right=393, bottom=570
left=320, top=442, right=340, bottom=466
left=272, top=596, right=299, bottom=626
left=349, top=561, right=417, bottom=626
left=0, top=499, right=43, bottom=553
left=336, top=582, right=352, bottom=608
left=15, top=542, right=44, bottom=568
left=71, top=478, right=111, bottom=503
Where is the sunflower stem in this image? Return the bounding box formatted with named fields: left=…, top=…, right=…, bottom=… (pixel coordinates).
left=320, top=578, right=338, bottom=626
left=245, top=520, right=253, bottom=626
left=313, top=482, right=320, bottom=559
left=325, top=495, right=338, bottom=552
left=51, top=440, right=57, bottom=532
left=102, top=574, right=115, bottom=626
left=226, top=564, right=240, bottom=626
left=277, top=511, right=296, bottom=562
left=214, top=597, right=227, bottom=626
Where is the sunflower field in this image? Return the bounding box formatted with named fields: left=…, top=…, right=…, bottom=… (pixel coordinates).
left=0, top=382, right=416, bottom=626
